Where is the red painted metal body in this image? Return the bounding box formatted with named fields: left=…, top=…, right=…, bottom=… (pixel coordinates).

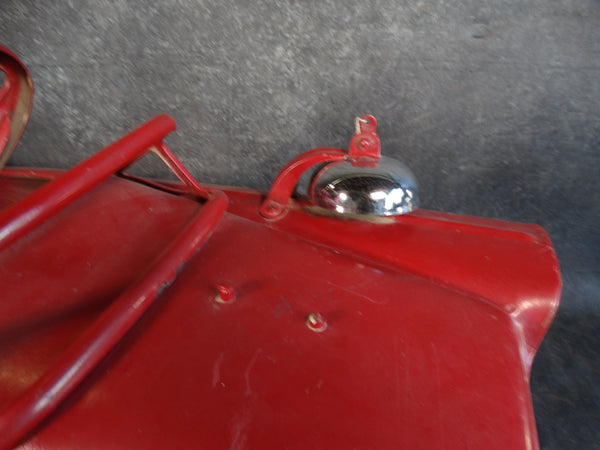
left=0, top=47, right=561, bottom=449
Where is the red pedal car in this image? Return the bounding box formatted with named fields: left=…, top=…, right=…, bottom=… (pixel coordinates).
left=0, top=46, right=561, bottom=449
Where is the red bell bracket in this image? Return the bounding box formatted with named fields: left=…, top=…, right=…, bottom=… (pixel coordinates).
left=260, top=114, right=381, bottom=219
left=0, top=46, right=34, bottom=169
left=349, top=114, right=380, bottom=158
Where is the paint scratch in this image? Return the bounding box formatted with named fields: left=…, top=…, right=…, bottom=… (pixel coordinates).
left=431, top=342, right=445, bottom=448
left=212, top=353, right=225, bottom=388
left=244, top=348, right=262, bottom=396
left=325, top=280, right=384, bottom=304
left=273, top=295, right=293, bottom=318
left=230, top=408, right=251, bottom=450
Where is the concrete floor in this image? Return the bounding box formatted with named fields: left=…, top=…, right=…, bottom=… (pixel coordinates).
left=2, top=1, right=599, bottom=448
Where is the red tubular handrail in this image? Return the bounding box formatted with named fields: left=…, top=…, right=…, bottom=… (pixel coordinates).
left=0, top=191, right=227, bottom=449
left=0, top=114, right=209, bottom=252
left=0, top=115, right=228, bottom=448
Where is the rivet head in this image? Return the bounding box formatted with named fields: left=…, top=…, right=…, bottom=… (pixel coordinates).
left=215, top=284, right=235, bottom=304
left=358, top=138, right=371, bottom=150
left=306, top=312, right=327, bottom=332
left=264, top=201, right=283, bottom=216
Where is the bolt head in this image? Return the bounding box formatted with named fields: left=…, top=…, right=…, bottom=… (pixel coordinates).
left=358, top=138, right=371, bottom=150
left=306, top=312, right=327, bottom=332
left=215, top=283, right=236, bottom=303
left=262, top=200, right=284, bottom=219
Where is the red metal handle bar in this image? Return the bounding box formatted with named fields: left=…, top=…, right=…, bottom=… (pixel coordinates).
left=0, top=114, right=209, bottom=252
left=0, top=46, right=34, bottom=170
left=0, top=190, right=228, bottom=450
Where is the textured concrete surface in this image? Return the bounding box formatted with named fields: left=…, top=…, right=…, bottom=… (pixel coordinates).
left=2, top=1, right=599, bottom=448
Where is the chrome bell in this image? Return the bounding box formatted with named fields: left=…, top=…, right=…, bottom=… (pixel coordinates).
left=309, top=115, right=418, bottom=217
left=310, top=156, right=418, bottom=216
left=260, top=114, right=419, bottom=220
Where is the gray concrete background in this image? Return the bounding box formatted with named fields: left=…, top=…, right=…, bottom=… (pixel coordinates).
left=2, top=1, right=599, bottom=448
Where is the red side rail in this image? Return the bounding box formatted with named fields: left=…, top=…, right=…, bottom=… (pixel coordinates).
left=0, top=116, right=228, bottom=448
left=0, top=114, right=209, bottom=252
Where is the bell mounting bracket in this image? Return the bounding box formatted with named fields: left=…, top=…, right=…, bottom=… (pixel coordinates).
left=260, top=114, right=381, bottom=220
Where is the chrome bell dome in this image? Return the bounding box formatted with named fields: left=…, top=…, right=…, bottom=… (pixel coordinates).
left=310, top=156, right=418, bottom=216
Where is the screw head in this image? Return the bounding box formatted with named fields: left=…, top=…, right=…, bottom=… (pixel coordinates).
left=262, top=200, right=284, bottom=219
left=306, top=312, right=327, bottom=332
left=358, top=138, right=371, bottom=150
left=267, top=201, right=279, bottom=211
left=215, top=284, right=236, bottom=304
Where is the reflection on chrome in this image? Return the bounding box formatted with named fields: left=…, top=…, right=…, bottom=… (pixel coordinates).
left=311, top=156, right=419, bottom=216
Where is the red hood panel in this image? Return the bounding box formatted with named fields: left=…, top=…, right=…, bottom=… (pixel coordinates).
left=0, top=171, right=560, bottom=449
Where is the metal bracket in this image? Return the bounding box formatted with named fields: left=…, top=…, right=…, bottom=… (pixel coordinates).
left=260, top=114, right=381, bottom=220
